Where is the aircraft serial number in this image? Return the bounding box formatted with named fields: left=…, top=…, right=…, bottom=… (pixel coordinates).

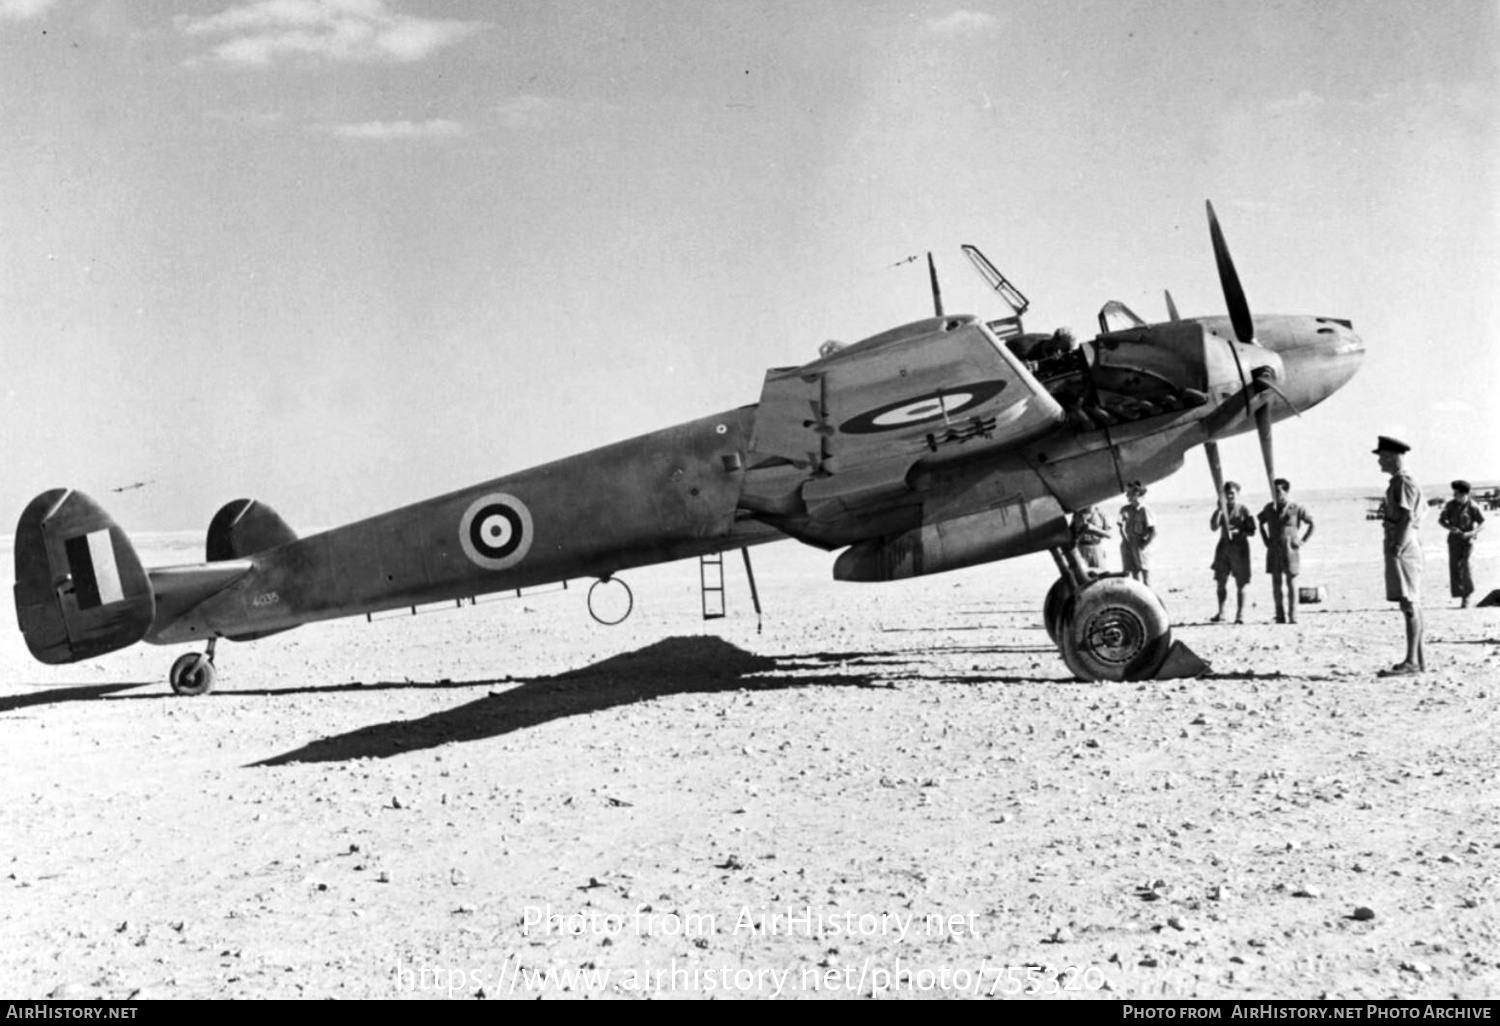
left=252, top=591, right=280, bottom=607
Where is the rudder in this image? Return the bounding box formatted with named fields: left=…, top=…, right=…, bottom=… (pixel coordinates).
left=13, top=489, right=155, bottom=664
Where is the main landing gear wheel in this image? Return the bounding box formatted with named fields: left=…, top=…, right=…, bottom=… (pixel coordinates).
left=169, top=644, right=217, bottom=696
left=1058, top=577, right=1172, bottom=682
left=1043, top=576, right=1076, bottom=643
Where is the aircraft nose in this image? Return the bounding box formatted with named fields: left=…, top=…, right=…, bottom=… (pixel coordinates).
left=1283, top=317, right=1364, bottom=411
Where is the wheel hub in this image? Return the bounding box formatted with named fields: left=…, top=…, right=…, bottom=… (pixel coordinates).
left=1081, top=605, right=1146, bottom=666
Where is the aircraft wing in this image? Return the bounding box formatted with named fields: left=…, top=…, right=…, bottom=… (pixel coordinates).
left=749, top=316, right=1065, bottom=520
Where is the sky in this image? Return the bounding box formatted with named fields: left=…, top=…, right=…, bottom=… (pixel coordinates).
left=2, top=0, right=1496, bottom=532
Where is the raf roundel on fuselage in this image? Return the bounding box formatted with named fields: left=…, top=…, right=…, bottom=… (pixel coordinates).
left=459, top=493, right=534, bottom=571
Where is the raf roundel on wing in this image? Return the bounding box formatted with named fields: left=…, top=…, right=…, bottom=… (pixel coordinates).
left=838, top=380, right=1008, bottom=435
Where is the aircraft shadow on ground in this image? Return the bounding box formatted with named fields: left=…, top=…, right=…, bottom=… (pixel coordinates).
left=253, top=635, right=902, bottom=767
left=0, top=682, right=153, bottom=713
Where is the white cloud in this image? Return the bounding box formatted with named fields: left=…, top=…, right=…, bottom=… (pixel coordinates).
left=327, top=118, right=464, bottom=140
left=0, top=0, right=61, bottom=20
left=177, top=0, right=483, bottom=65
left=927, top=10, right=999, bottom=36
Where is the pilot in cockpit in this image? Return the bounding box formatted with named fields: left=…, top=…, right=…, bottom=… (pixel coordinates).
left=1005, top=326, right=1076, bottom=366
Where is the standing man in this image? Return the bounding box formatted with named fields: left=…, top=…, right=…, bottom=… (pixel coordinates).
left=1375, top=436, right=1424, bottom=675
left=1258, top=478, right=1315, bottom=624
left=1118, top=481, right=1156, bottom=586
left=1438, top=479, right=1484, bottom=608
left=1071, top=504, right=1113, bottom=571
left=1209, top=481, right=1256, bottom=624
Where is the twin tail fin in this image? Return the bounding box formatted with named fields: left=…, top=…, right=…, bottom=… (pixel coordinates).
left=13, top=490, right=155, bottom=664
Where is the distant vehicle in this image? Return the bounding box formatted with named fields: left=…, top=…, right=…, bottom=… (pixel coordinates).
left=14, top=204, right=1364, bottom=691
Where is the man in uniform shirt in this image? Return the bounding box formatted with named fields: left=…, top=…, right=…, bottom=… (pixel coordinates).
left=1438, top=479, right=1484, bottom=608
left=1375, top=436, right=1424, bottom=675
left=1070, top=504, right=1113, bottom=570
left=1209, top=481, right=1256, bottom=624
left=1258, top=478, right=1315, bottom=624
left=1118, top=481, right=1156, bottom=586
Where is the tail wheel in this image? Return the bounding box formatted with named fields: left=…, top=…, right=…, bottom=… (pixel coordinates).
left=169, top=652, right=216, bottom=696
left=1059, top=577, right=1172, bottom=682
left=1042, top=576, right=1075, bottom=643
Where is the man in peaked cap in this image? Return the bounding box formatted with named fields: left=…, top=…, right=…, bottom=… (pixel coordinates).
left=1374, top=436, right=1424, bottom=675
left=1438, top=479, right=1485, bottom=608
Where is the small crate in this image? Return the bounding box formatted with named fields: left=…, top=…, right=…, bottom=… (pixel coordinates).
left=1298, top=585, right=1327, bottom=604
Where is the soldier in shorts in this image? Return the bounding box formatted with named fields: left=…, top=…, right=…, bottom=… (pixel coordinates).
left=1118, top=481, right=1156, bottom=586
left=1375, top=436, right=1424, bottom=675
left=1209, top=481, right=1255, bottom=624
left=1257, top=478, right=1315, bottom=624
left=1071, top=504, right=1113, bottom=571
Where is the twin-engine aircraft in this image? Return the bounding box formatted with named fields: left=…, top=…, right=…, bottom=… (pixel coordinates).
left=14, top=203, right=1363, bottom=693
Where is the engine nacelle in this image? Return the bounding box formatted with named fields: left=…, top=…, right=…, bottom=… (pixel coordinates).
left=833, top=493, right=1070, bottom=582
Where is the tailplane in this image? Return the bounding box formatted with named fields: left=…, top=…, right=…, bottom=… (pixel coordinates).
left=14, top=489, right=155, bottom=664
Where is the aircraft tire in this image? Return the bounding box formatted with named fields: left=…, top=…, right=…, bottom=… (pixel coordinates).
left=169, top=652, right=216, bottom=696
left=1042, top=576, right=1075, bottom=643
left=1059, top=577, right=1171, bottom=682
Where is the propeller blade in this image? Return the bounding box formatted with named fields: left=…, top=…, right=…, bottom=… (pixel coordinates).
left=1205, top=440, right=1230, bottom=540
left=1255, top=403, right=1277, bottom=496
left=1164, top=289, right=1180, bottom=321
left=1206, top=200, right=1255, bottom=346
left=927, top=252, right=944, bottom=317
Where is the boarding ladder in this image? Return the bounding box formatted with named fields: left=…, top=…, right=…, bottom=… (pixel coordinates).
left=699, top=552, right=726, bottom=620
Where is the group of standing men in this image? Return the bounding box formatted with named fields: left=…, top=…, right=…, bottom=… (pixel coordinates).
left=1069, top=481, right=1158, bottom=583
left=1208, top=477, right=1314, bottom=625
left=1069, top=477, right=1317, bottom=625
left=1066, top=435, right=1486, bottom=676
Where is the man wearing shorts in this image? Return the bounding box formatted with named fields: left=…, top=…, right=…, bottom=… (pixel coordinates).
left=1375, top=436, right=1424, bottom=675
left=1257, top=478, right=1315, bottom=624
left=1209, top=481, right=1255, bottom=624
left=1118, top=481, right=1155, bottom=586
left=1071, top=504, right=1113, bottom=570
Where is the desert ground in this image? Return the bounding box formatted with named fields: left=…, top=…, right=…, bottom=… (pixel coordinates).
left=1, top=491, right=1497, bottom=1000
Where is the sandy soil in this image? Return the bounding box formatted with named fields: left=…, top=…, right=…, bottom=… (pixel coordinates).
left=1, top=493, right=1497, bottom=1000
